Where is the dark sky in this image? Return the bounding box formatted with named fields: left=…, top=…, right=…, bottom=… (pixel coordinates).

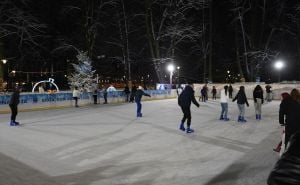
left=2, top=0, right=300, bottom=86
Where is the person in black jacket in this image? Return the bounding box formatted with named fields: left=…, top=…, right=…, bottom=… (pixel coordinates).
left=228, top=84, right=233, bottom=98
left=124, top=84, right=130, bottom=102
left=9, top=86, right=21, bottom=126
left=232, top=86, right=249, bottom=122
left=178, top=84, right=200, bottom=133
left=267, top=131, right=300, bottom=185
left=279, top=89, right=300, bottom=147
left=135, top=86, right=151, bottom=117
left=253, top=85, right=264, bottom=120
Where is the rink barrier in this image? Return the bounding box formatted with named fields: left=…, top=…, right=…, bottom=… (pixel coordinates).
left=0, top=90, right=177, bottom=113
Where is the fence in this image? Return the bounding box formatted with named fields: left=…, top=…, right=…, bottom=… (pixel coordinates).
left=0, top=90, right=177, bottom=112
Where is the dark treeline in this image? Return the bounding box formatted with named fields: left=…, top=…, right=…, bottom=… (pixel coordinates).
left=1, top=0, right=300, bottom=87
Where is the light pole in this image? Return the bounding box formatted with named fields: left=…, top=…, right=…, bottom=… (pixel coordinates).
left=177, top=66, right=180, bottom=86
left=167, top=64, right=175, bottom=89
left=274, top=60, right=285, bottom=82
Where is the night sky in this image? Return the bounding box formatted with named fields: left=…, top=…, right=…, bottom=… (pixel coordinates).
left=1, top=0, right=300, bottom=89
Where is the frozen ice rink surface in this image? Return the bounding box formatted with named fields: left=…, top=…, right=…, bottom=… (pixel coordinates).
left=0, top=99, right=281, bottom=185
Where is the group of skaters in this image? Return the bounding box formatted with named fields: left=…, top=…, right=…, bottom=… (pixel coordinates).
left=6, top=82, right=300, bottom=184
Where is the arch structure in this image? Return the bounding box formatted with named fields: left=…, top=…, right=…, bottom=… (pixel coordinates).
left=32, top=78, right=59, bottom=93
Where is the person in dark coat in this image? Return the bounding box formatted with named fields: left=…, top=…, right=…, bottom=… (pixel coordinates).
left=232, top=86, right=249, bottom=122
left=178, top=84, right=200, bottom=133
left=9, top=86, right=21, bottom=126
left=253, top=85, right=264, bottom=120
left=135, top=86, right=151, bottom=117
left=273, top=92, right=290, bottom=153
left=102, top=86, right=108, bottom=104
left=92, top=89, right=98, bottom=104
left=124, top=84, right=130, bottom=102
left=267, top=131, right=300, bottom=185
left=228, top=84, right=233, bottom=98
left=279, top=88, right=300, bottom=147
left=130, top=85, right=137, bottom=103
left=211, top=86, right=217, bottom=100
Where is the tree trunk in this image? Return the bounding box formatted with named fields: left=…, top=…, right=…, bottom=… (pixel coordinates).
left=208, top=0, right=213, bottom=82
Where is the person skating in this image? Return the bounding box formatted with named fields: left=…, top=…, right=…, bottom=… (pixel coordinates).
left=253, top=85, right=264, bottom=120
left=72, top=87, right=80, bottom=107
left=232, top=86, right=249, bottom=122
left=220, top=85, right=229, bottom=121
left=279, top=89, right=300, bottom=148
left=178, top=83, right=200, bottom=133
left=9, top=86, right=21, bottom=126
left=212, top=86, right=217, bottom=100
left=135, top=86, right=151, bottom=117
left=124, top=84, right=130, bottom=102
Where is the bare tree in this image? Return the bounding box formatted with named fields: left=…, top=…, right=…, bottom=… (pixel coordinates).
left=145, top=0, right=206, bottom=82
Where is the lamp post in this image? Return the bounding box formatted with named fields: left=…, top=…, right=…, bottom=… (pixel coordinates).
left=274, top=60, right=285, bottom=82
left=167, top=64, right=175, bottom=89
left=177, top=66, right=180, bottom=85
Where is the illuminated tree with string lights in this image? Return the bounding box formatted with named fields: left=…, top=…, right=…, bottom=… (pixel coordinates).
left=68, top=51, right=97, bottom=92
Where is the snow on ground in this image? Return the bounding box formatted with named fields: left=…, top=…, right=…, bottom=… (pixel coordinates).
left=0, top=98, right=282, bottom=185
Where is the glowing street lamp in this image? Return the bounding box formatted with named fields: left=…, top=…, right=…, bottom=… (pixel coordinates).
left=177, top=66, right=180, bottom=85
left=274, top=60, right=285, bottom=82
left=167, top=64, right=175, bottom=89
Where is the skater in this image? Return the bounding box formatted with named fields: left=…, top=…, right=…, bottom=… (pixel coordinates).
left=279, top=89, right=300, bottom=148
left=92, top=88, right=98, bottom=104
left=72, top=87, right=80, bottom=107
left=135, top=86, right=151, bottom=117
left=228, top=84, right=233, bottom=98
left=124, top=84, right=130, bottom=102
left=200, top=85, right=207, bottom=102
left=178, top=83, right=200, bottom=133
left=102, top=86, right=108, bottom=104
left=253, top=85, right=264, bottom=120
left=232, top=86, right=249, bottom=122
left=9, top=86, right=21, bottom=126
left=265, top=85, right=272, bottom=102
left=130, top=85, right=137, bottom=103
left=274, top=92, right=291, bottom=153
left=211, top=86, right=217, bottom=100
left=219, top=85, right=229, bottom=121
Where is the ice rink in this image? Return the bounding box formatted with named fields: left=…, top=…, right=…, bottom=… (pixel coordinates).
left=0, top=98, right=282, bottom=185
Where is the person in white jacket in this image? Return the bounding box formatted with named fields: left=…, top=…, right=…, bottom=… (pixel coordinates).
left=220, top=85, right=230, bottom=121
left=72, top=87, right=80, bottom=107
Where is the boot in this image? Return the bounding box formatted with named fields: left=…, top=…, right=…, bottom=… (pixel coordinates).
left=219, top=115, right=224, bottom=120
left=241, top=117, right=247, bottom=122
left=14, top=121, right=20, bottom=126
left=256, top=114, right=258, bottom=120
left=258, top=114, right=261, bottom=120
left=186, top=127, right=194, bottom=133
left=10, top=120, right=15, bottom=126
left=179, top=122, right=185, bottom=131
left=223, top=116, right=230, bottom=121
left=238, top=116, right=242, bottom=122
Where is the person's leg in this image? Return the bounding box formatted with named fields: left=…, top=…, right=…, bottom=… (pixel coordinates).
left=220, top=103, right=225, bottom=120
left=224, top=103, right=229, bottom=120
left=136, top=101, right=142, bottom=117
left=104, top=95, right=107, bottom=104
left=180, top=106, right=187, bottom=131
left=237, top=104, right=243, bottom=121
left=185, top=108, right=193, bottom=133
left=93, top=95, right=97, bottom=104
left=257, top=99, right=262, bottom=119
left=9, top=105, right=17, bottom=125
left=254, top=102, right=258, bottom=119
left=240, top=104, right=246, bottom=121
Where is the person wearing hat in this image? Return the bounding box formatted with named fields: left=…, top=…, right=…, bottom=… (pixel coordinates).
left=135, top=86, right=151, bottom=117
left=9, top=86, right=22, bottom=126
